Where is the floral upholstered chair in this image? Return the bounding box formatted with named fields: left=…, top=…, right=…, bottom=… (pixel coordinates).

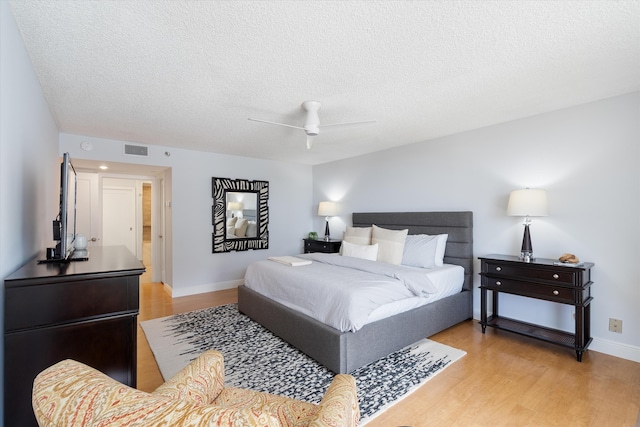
left=32, top=350, right=359, bottom=426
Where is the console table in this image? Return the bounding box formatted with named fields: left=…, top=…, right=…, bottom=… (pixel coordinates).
left=479, top=254, right=594, bottom=361
left=4, top=246, right=145, bottom=427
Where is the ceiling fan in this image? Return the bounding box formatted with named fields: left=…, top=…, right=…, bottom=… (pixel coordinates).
left=248, top=100, right=376, bottom=149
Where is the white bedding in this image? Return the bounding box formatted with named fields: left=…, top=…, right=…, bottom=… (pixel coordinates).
left=243, top=253, right=464, bottom=332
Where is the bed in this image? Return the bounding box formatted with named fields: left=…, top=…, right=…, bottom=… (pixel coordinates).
left=238, top=211, right=473, bottom=374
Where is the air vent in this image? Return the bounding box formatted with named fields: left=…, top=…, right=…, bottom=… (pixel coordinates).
left=124, top=144, right=149, bottom=156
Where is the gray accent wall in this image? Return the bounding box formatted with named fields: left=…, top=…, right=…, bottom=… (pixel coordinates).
left=313, top=92, right=640, bottom=362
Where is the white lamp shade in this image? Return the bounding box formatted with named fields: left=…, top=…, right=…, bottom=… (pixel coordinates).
left=317, top=201, right=338, bottom=217
left=507, top=189, right=548, bottom=217
left=227, top=202, right=243, bottom=211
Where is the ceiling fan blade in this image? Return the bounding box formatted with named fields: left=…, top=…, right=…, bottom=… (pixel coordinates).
left=248, top=118, right=305, bottom=131
left=319, top=120, right=377, bottom=128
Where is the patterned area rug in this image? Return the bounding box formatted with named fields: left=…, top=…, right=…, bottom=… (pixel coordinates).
left=140, top=304, right=465, bottom=424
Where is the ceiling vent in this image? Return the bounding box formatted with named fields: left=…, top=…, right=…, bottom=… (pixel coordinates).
left=124, top=144, right=149, bottom=156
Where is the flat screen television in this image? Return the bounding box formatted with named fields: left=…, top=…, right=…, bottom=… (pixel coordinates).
left=39, top=152, right=78, bottom=263
left=57, top=152, right=77, bottom=260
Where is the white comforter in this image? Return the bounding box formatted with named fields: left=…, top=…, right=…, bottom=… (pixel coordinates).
left=244, top=253, right=463, bottom=332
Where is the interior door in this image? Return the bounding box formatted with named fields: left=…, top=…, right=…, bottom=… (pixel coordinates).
left=102, top=187, right=137, bottom=256
left=76, top=172, right=101, bottom=246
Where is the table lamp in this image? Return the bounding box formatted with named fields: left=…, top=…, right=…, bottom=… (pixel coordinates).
left=317, top=201, right=337, bottom=241
left=227, top=202, right=243, bottom=217
left=507, top=188, right=548, bottom=262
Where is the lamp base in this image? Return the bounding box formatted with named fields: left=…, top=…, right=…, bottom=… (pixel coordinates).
left=520, top=223, right=534, bottom=262
left=519, top=251, right=534, bottom=263
left=324, top=218, right=330, bottom=241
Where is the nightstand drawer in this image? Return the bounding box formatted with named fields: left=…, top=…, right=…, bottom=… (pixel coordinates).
left=303, top=239, right=342, bottom=254
left=484, top=261, right=576, bottom=285
left=482, top=276, right=574, bottom=304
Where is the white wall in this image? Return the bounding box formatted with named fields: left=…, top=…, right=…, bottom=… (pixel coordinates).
left=313, top=92, right=640, bottom=362
left=0, top=1, right=60, bottom=418
left=60, top=133, right=313, bottom=297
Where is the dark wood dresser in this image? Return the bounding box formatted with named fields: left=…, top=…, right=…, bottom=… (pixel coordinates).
left=479, top=254, right=594, bottom=361
left=4, top=245, right=145, bottom=427
left=303, top=238, right=342, bottom=254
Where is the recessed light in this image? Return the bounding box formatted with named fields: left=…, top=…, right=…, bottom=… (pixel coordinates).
left=99, top=165, right=108, bottom=170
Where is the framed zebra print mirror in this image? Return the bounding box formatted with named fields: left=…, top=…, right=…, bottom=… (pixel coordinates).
left=212, top=177, right=269, bottom=253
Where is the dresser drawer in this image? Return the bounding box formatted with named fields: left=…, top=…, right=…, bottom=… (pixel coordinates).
left=482, top=276, right=575, bottom=304
left=5, top=276, right=139, bottom=332
left=484, top=261, right=576, bottom=285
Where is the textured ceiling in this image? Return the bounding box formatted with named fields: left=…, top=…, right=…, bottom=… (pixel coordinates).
left=9, top=1, right=640, bottom=165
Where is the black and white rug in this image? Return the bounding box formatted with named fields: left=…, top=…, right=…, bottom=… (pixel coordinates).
left=140, top=304, right=465, bottom=424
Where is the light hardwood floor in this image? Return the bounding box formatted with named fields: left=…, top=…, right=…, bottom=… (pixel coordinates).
left=137, top=283, right=640, bottom=427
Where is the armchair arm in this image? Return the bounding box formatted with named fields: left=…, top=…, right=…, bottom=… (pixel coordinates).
left=307, top=374, right=360, bottom=427
left=152, top=349, right=225, bottom=405
left=33, top=359, right=164, bottom=427
left=33, top=358, right=278, bottom=427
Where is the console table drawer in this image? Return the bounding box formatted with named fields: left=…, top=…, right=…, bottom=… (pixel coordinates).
left=484, top=261, right=576, bottom=285
left=483, top=277, right=574, bottom=304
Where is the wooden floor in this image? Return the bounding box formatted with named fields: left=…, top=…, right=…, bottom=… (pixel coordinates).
left=137, top=282, right=640, bottom=427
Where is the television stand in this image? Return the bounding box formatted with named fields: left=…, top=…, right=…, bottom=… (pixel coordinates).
left=4, top=245, right=144, bottom=426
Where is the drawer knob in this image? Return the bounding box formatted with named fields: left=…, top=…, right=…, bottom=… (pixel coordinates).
left=553, top=274, right=559, bottom=279
left=553, top=290, right=559, bottom=296
left=495, top=281, right=502, bottom=286
left=495, top=266, right=502, bottom=271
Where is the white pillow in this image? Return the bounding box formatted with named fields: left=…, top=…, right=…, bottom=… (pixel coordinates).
left=234, top=218, right=248, bottom=237
left=402, top=234, right=449, bottom=268
left=341, top=241, right=379, bottom=261
left=343, top=226, right=372, bottom=245
left=434, top=234, right=449, bottom=266
left=245, top=221, right=257, bottom=238
left=402, top=234, right=439, bottom=268
left=371, top=225, right=408, bottom=265
left=226, top=216, right=238, bottom=227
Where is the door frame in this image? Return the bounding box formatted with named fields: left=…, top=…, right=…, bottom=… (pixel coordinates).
left=76, top=171, right=166, bottom=284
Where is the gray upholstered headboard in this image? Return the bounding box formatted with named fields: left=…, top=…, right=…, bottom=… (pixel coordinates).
left=352, top=211, right=474, bottom=291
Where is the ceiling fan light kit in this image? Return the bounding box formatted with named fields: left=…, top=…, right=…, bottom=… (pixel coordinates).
left=249, top=100, right=376, bottom=150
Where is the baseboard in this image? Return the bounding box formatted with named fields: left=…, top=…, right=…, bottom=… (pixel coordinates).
left=166, top=279, right=243, bottom=298
left=590, top=336, right=640, bottom=363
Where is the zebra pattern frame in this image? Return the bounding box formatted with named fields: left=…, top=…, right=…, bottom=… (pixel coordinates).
left=212, top=177, right=269, bottom=253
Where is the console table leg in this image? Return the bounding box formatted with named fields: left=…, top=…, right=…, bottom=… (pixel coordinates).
left=576, top=351, right=583, bottom=362
left=480, top=286, right=487, bottom=333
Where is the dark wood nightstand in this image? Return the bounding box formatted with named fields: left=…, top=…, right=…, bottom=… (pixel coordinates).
left=479, top=254, right=594, bottom=362
left=303, top=238, right=342, bottom=254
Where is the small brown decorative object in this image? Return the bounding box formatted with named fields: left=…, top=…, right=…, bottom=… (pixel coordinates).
left=559, top=253, right=580, bottom=263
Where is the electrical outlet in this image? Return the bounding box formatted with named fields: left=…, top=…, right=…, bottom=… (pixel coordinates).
left=609, top=318, right=622, bottom=333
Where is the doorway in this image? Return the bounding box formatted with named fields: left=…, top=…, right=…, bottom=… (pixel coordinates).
left=76, top=170, right=165, bottom=285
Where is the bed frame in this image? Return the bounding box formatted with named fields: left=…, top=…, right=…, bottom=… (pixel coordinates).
left=238, top=211, right=473, bottom=374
